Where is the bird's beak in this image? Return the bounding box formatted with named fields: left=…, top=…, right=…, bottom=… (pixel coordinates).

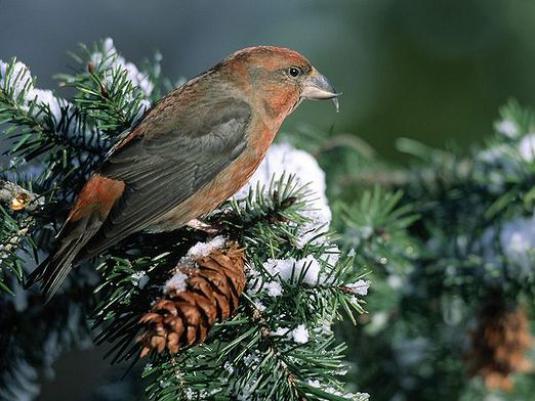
left=301, top=68, right=341, bottom=112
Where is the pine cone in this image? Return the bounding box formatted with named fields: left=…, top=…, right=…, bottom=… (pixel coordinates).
left=137, top=242, right=245, bottom=357
left=467, top=300, right=533, bottom=391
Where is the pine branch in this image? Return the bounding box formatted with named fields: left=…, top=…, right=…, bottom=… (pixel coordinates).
left=339, top=101, right=535, bottom=401
left=0, top=61, right=102, bottom=160
left=59, top=66, right=145, bottom=137
left=1, top=39, right=374, bottom=401
left=57, top=39, right=159, bottom=139
left=0, top=179, right=43, bottom=212
left=91, top=174, right=367, bottom=400
left=0, top=179, right=43, bottom=294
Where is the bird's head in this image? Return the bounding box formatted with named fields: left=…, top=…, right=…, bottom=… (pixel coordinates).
left=223, top=46, right=340, bottom=121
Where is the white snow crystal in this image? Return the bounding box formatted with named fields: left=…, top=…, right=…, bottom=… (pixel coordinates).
left=271, top=325, right=309, bottom=344
left=0, top=60, right=6, bottom=84
left=295, top=255, right=323, bottom=285
left=134, top=98, right=152, bottom=122
left=262, top=258, right=294, bottom=281
left=232, top=143, right=332, bottom=247
left=0, top=59, right=70, bottom=123
left=480, top=212, right=535, bottom=282
left=345, top=279, right=370, bottom=296
left=499, top=213, right=535, bottom=274
left=184, top=388, right=196, bottom=400
left=320, top=244, right=341, bottom=266
left=186, top=235, right=227, bottom=258
left=242, top=352, right=261, bottom=366
left=223, top=361, right=235, bottom=375
left=253, top=300, right=266, bottom=311
left=307, top=379, right=321, bottom=388
left=314, top=318, right=334, bottom=336
left=518, top=133, right=535, bottom=162
left=0, top=60, right=32, bottom=97
left=90, top=37, right=154, bottom=96
left=131, top=271, right=150, bottom=289
left=27, top=88, right=68, bottom=122
left=164, top=271, right=188, bottom=293
left=291, top=324, right=309, bottom=344
left=123, top=61, right=154, bottom=96
left=232, top=143, right=341, bottom=300
left=271, top=326, right=290, bottom=337
left=306, top=379, right=368, bottom=401
left=264, top=281, right=283, bottom=297
left=495, top=119, right=519, bottom=138
left=263, top=254, right=327, bottom=286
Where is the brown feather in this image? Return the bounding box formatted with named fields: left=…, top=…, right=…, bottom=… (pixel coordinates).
left=69, top=175, right=125, bottom=222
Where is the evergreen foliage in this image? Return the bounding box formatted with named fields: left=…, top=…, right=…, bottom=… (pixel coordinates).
left=0, top=39, right=368, bottom=401
left=1, top=38, right=534, bottom=401
left=312, top=101, right=535, bottom=401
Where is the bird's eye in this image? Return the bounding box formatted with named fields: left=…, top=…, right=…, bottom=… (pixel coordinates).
left=288, top=67, right=301, bottom=77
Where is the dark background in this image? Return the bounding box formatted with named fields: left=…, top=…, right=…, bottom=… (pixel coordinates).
left=2, top=0, right=535, bottom=400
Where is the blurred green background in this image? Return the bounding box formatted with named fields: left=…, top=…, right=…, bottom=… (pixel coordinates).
left=2, top=0, right=535, bottom=162
left=2, top=1, right=535, bottom=400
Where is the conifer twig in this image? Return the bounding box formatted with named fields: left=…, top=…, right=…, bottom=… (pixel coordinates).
left=0, top=180, right=43, bottom=212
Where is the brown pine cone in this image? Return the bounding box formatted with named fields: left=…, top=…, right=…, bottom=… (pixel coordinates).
left=467, top=300, right=533, bottom=391
left=137, top=242, right=245, bottom=357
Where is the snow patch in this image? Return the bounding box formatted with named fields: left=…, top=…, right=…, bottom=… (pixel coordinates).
left=164, top=271, right=188, bottom=294
left=131, top=271, right=150, bottom=289
left=0, top=60, right=32, bottom=97
left=518, top=133, right=535, bottom=162
left=500, top=213, right=535, bottom=274
left=264, top=281, right=283, bottom=297
left=291, top=324, right=309, bottom=344
left=495, top=119, right=519, bottom=138
left=186, top=236, right=227, bottom=258
left=233, top=143, right=332, bottom=247
left=90, top=37, right=154, bottom=97
left=345, top=279, right=370, bottom=296
left=0, top=59, right=69, bottom=123
left=262, top=254, right=330, bottom=286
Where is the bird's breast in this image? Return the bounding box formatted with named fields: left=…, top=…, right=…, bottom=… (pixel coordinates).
left=150, top=122, right=277, bottom=232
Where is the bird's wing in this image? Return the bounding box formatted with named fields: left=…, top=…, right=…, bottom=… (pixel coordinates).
left=83, top=96, right=251, bottom=257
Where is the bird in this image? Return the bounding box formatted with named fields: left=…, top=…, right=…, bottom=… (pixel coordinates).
left=27, top=46, right=340, bottom=299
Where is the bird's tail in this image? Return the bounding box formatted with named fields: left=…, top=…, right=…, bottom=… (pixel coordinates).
left=26, top=174, right=125, bottom=300
left=26, top=245, right=79, bottom=301
left=25, top=214, right=102, bottom=300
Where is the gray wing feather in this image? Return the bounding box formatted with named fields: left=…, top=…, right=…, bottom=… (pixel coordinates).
left=82, top=97, right=251, bottom=257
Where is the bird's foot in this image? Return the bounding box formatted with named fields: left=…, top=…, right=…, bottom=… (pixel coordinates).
left=186, top=219, right=219, bottom=235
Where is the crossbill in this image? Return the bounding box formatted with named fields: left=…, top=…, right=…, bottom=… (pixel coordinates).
left=27, top=46, right=339, bottom=298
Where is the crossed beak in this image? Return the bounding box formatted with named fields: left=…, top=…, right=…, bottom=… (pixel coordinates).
left=301, top=68, right=341, bottom=112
